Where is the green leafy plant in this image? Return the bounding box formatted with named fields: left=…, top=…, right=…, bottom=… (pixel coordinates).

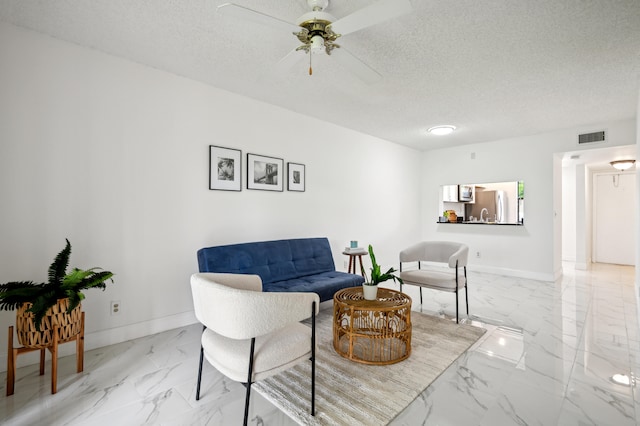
left=362, top=244, right=403, bottom=287
left=0, top=239, right=114, bottom=330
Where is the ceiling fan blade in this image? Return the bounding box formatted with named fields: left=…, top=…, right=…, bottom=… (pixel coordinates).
left=275, top=47, right=307, bottom=73
left=331, top=47, right=382, bottom=85
left=217, top=3, right=301, bottom=33
left=329, top=0, right=413, bottom=36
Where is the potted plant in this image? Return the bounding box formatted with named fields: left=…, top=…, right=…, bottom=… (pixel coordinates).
left=361, top=244, right=403, bottom=300
left=0, top=239, right=114, bottom=347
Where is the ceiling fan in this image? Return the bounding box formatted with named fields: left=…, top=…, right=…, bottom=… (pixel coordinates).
left=217, top=0, right=413, bottom=84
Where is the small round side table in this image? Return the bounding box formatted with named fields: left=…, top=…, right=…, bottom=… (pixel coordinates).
left=342, top=251, right=367, bottom=276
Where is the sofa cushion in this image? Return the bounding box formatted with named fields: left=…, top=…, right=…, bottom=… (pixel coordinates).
left=399, top=269, right=466, bottom=291
left=264, top=271, right=365, bottom=302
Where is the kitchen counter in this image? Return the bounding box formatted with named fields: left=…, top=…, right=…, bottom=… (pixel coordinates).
left=437, top=220, right=524, bottom=226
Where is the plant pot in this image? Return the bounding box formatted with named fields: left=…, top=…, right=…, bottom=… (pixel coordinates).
left=16, top=298, right=82, bottom=348
left=362, top=284, right=378, bottom=301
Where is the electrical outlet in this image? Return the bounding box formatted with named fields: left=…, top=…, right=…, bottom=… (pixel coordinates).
left=476, top=251, right=481, bottom=258
left=110, top=300, right=121, bottom=315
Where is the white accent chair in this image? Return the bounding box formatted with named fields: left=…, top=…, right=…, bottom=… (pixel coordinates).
left=399, top=241, right=469, bottom=323
left=190, top=273, right=319, bottom=426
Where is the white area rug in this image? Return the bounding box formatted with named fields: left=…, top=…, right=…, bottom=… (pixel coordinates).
left=253, top=310, right=486, bottom=425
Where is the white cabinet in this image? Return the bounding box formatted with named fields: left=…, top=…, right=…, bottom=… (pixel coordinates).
left=458, top=185, right=475, bottom=203
left=443, top=185, right=459, bottom=202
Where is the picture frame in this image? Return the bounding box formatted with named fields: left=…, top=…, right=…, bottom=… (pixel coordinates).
left=209, top=145, right=241, bottom=191
left=287, top=162, right=305, bottom=192
left=247, top=153, right=284, bottom=191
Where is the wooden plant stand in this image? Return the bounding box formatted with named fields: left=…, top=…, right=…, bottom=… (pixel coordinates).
left=6, top=300, right=85, bottom=396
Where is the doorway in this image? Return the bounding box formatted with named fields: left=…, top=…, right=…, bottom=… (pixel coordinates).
left=593, top=171, right=636, bottom=265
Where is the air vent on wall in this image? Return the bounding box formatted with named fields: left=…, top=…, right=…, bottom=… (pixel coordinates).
left=578, top=130, right=606, bottom=145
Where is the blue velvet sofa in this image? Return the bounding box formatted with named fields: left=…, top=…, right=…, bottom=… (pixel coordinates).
left=197, top=237, right=364, bottom=302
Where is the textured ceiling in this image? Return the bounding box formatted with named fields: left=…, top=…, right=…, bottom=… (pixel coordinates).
left=0, top=0, right=639, bottom=151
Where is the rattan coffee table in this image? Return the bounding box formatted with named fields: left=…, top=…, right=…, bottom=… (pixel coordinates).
left=333, top=287, right=412, bottom=365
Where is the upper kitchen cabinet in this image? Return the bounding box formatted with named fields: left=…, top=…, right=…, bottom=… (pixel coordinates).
left=443, top=185, right=459, bottom=202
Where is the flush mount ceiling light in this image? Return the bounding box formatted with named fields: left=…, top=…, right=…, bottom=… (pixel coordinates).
left=610, top=159, right=636, bottom=171
left=427, top=125, right=456, bottom=136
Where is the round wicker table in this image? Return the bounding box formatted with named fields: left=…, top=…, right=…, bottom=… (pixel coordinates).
left=333, top=287, right=412, bottom=365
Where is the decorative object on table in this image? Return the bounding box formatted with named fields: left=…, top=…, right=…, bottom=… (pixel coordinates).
left=361, top=244, right=403, bottom=300
left=287, top=162, right=305, bottom=192
left=247, top=153, right=284, bottom=191
left=444, top=210, right=457, bottom=223
left=0, top=239, right=114, bottom=395
left=209, top=145, right=242, bottom=191
left=343, top=240, right=366, bottom=254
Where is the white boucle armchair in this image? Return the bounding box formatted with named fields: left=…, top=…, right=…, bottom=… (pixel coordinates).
left=190, top=273, right=319, bottom=426
left=399, top=241, right=469, bottom=323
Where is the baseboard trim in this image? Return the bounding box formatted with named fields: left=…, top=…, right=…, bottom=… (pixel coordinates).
left=469, top=264, right=556, bottom=282
left=0, top=310, right=198, bottom=373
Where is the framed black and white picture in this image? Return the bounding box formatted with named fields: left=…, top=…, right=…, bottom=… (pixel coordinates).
left=247, top=153, right=284, bottom=191
left=287, top=162, right=305, bottom=192
left=209, top=145, right=242, bottom=191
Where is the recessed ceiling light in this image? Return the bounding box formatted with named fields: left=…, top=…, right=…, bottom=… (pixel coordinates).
left=427, top=125, right=456, bottom=136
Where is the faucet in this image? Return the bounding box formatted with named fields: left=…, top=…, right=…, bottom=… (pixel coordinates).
left=480, top=208, right=488, bottom=222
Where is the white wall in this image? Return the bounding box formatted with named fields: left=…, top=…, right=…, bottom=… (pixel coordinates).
left=636, top=89, right=640, bottom=325
left=577, top=165, right=591, bottom=269
left=0, top=23, right=422, bottom=369
left=562, top=165, right=577, bottom=261
left=420, top=119, right=636, bottom=281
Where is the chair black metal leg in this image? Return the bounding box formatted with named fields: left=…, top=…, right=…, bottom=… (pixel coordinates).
left=244, top=338, right=256, bottom=426
left=455, top=288, right=459, bottom=324
left=465, top=287, right=469, bottom=315
left=311, top=302, right=316, bottom=417
left=455, top=262, right=459, bottom=323
left=465, top=267, right=469, bottom=315
left=196, top=325, right=206, bottom=401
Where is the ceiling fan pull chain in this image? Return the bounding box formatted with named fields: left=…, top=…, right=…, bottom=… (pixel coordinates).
left=309, top=52, right=313, bottom=76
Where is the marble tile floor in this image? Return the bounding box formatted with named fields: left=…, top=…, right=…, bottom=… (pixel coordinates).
left=0, top=263, right=637, bottom=425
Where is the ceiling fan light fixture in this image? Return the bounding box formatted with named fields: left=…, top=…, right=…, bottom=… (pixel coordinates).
left=428, top=125, right=456, bottom=136
left=310, top=34, right=325, bottom=53
left=610, top=159, right=635, bottom=171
